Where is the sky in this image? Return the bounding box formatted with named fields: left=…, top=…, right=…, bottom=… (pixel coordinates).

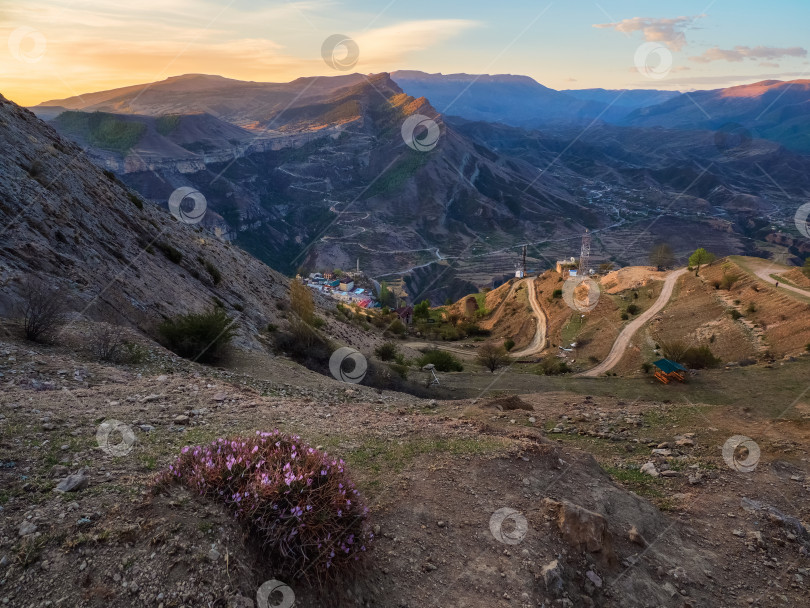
left=2, top=0, right=809, bottom=106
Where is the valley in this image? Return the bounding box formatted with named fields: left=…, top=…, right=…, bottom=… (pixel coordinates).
left=2, top=9, right=810, bottom=605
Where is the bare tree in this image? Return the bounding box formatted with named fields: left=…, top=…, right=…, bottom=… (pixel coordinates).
left=650, top=243, right=675, bottom=271
left=476, top=342, right=511, bottom=373
left=19, top=276, right=67, bottom=342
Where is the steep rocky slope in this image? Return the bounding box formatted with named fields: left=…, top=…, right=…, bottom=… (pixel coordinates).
left=0, top=93, right=332, bottom=351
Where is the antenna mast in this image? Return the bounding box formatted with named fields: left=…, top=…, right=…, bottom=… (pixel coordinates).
left=578, top=230, right=591, bottom=277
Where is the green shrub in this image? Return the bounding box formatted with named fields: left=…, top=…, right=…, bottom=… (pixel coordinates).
left=203, top=260, right=222, bottom=285
left=626, top=304, right=640, bottom=315
left=157, top=242, right=183, bottom=264
left=389, top=319, right=406, bottom=335
left=536, top=356, right=570, bottom=376
left=641, top=362, right=652, bottom=374
left=552, top=289, right=563, bottom=299
left=266, top=323, right=277, bottom=333
left=158, top=308, right=238, bottom=363
left=504, top=338, right=515, bottom=351
left=389, top=362, right=408, bottom=379
left=620, top=312, right=629, bottom=320
left=375, top=342, right=399, bottom=361
left=746, top=302, right=757, bottom=314
left=416, top=349, right=464, bottom=372
left=680, top=345, right=721, bottom=369
left=729, top=309, right=743, bottom=320
left=127, top=192, right=144, bottom=210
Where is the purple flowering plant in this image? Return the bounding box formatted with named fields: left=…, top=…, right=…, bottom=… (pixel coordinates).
left=156, top=430, right=371, bottom=581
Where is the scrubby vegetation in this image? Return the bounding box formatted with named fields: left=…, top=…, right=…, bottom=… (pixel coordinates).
left=54, top=111, right=146, bottom=153
left=476, top=342, right=511, bottom=372
left=536, top=356, right=570, bottom=375
left=18, top=276, right=67, bottom=342
left=156, top=431, right=371, bottom=582
left=416, top=349, right=464, bottom=372
left=157, top=307, right=237, bottom=363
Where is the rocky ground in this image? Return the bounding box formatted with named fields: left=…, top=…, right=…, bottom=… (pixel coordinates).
left=1, top=334, right=809, bottom=608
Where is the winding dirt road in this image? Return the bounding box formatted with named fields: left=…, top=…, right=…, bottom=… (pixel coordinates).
left=748, top=261, right=810, bottom=299
left=408, top=278, right=548, bottom=359
left=578, top=268, right=688, bottom=377
left=510, top=279, right=547, bottom=357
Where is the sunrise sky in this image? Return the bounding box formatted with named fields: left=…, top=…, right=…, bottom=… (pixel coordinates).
left=2, top=0, right=809, bottom=107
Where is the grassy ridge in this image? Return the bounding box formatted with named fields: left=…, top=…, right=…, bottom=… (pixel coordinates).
left=53, top=111, right=146, bottom=153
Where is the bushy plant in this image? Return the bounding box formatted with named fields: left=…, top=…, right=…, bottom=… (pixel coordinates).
left=18, top=276, right=67, bottom=342
left=681, top=345, right=721, bottom=369
left=156, top=431, right=371, bottom=582
left=537, top=356, right=570, bottom=375
left=416, top=349, right=463, bottom=372
left=626, top=303, right=640, bottom=315
left=504, top=338, right=515, bottom=351
left=375, top=342, right=399, bottom=361
left=158, top=308, right=237, bottom=363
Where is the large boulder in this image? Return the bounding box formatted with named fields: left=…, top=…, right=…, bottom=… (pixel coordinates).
left=543, top=498, right=616, bottom=564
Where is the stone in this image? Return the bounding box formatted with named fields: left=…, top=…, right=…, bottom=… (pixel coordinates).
left=212, top=392, right=228, bottom=402
left=675, top=438, right=695, bottom=447
left=208, top=548, right=220, bottom=562
left=18, top=521, right=37, bottom=536
left=543, top=498, right=615, bottom=561
left=586, top=570, right=603, bottom=588
left=55, top=469, right=89, bottom=492
left=640, top=462, right=659, bottom=477
left=173, top=415, right=190, bottom=424
left=51, top=465, right=69, bottom=478
left=651, top=448, right=672, bottom=456
left=541, top=559, right=564, bottom=596
left=628, top=526, right=646, bottom=546
left=141, top=394, right=161, bottom=403
left=660, top=470, right=680, bottom=478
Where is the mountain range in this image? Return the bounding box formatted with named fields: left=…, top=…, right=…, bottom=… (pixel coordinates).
left=26, top=71, right=810, bottom=302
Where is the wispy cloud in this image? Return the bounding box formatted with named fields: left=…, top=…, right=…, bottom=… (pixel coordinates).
left=689, top=45, right=807, bottom=64
left=593, top=15, right=705, bottom=51
left=354, top=19, right=479, bottom=67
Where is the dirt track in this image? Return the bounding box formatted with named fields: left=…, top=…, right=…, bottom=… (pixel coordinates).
left=410, top=278, right=548, bottom=360
left=510, top=278, right=547, bottom=357
left=749, top=260, right=810, bottom=299
left=579, top=268, right=688, bottom=377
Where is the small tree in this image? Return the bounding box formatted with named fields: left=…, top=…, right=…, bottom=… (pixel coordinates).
left=19, top=276, right=67, bottom=342
left=650, top=243, right=675, bottom=271
left=476, top=342, right=511, bottom=373
left=289, top=280, right=315, bottom=325
left=378, top=282, right=397, bottom=309
left=688, top=248, right=715, bottom=276
left=413, top=299, right=430, bottom=320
